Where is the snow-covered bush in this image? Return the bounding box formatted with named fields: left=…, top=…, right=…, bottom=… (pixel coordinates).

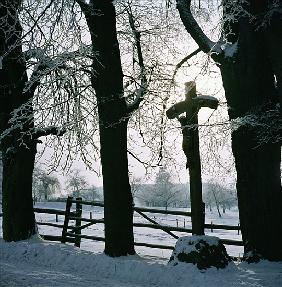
left=168, top=235, right=231, bottom=270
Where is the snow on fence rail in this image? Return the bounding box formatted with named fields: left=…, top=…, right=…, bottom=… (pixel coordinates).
left=34, top=196, right=243, bottom=252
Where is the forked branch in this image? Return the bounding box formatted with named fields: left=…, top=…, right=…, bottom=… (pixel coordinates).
left=176, top=0, right=222, bottom=57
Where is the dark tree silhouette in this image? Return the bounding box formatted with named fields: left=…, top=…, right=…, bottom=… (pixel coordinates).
left=0, top=1, right=64, bottom=241
left=0, top=1, right=38, bottom=241
left=75, top=0, right=147, bottom=256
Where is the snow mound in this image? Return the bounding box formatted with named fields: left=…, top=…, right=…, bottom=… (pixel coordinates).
left=169, top=235, right=231, bottom=269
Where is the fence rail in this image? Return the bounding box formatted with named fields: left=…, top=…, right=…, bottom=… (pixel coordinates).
left=205, top=223, right=240, bottom=231
left=33, top=207, right=76, bottom=216
left=33, top=197, right=243, bottom=253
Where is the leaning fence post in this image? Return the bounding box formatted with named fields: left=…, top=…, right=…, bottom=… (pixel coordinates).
left=74, top=197, right=82, bottom=247
left=61, top=196, right=73, bottom=243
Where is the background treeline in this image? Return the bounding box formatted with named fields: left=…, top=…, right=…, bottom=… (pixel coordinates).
left=29, top=165, right=237, bottom=217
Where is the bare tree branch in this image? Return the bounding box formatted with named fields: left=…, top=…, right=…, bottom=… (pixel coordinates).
left=24, top=47, right=91, bottom=95
left=176, top=0, right=222, bottom=55
left=126, top=5, right=148, bottom=114
left=74, top=0, right=90, bottom=15
left=21, top=0, right=56, bottom=41
left=172, top=48, right=201, bottom=80
left=33, top=126, right=66, bottom=139
left=127, top=149, right=158, bottom=168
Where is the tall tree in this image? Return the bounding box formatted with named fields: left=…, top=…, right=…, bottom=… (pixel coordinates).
left=154, top=167, right=179, bottom=210
left=176, top=0, right=282, bottom=260
left=75, top=0, right=147, bottom=256
left=33, top=168, right=61, bottom=202
left=0, top=0, right=38, bottom=241
left=66, top=169, right=87, bottom=198
left=0, top=1, right=64, bottom=241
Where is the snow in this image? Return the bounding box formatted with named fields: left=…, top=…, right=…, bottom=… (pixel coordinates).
left=221, top=42, right=238, bottom=58
left=1, top=203, right=282, bottom=286
left=1, top=237, right=282, bottom=287
left=197, top=95, right=218, bottom=101
left=172, top=235, right=221, bottom=254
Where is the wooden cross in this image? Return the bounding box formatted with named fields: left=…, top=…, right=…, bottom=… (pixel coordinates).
left=166, top=81, right=218, bottom=235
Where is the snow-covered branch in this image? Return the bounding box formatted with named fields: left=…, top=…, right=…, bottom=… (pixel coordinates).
left=231, top=104, right=281, bottom=145
left=126, top=5, right=148, bottom=114
left=33, top=126, right=66, bottom=139
left=24, top=46, right=92, bottom=95
left=172, top=48, right=201, bottom=80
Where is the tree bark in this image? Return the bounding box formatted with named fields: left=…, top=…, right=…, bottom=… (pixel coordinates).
left=0, top=1, right=37, bottom=241
left=2, top=145, right=37, bottom=240
left=77, top=0, right=135, bottom=256
left=100, top=121, right=135, bottom=256
left=219, top=9, right=282, bottom=261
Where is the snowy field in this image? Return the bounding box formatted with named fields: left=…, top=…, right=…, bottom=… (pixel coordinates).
left=32, top=202, right=243, bottom=261
left=1, top=202, right=282, bottom=287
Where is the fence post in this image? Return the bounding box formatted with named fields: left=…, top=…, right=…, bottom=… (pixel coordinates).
left=56, top=214, right=58, bottom=222
left=184, top=218, right=186, bottom=228
left=90, top=212, right=92, bottom=219
left=238, top=223, right=240, bottom=235
left=176, top=219, right=178, bottom=227
left=75, top=197, right=82, bottom=247
left=211, top=221, right=213, bottom=233
left=61, top=196, right=73, bottom=243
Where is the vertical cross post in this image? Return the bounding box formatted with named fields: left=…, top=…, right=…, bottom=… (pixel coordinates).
left=184, top=81, right=205, bottom=235
left=166, top=81, right=218, bottom=236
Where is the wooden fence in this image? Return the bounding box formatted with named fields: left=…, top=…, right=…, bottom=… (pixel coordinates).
left=34, top=196, right=243, bottom=252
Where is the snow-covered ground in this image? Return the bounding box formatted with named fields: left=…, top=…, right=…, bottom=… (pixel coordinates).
left=1, top=202, right=282, bottom=286
left=1, top=237, right=282, bottom=287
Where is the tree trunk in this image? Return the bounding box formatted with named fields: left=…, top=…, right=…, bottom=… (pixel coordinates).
left=79, top=0, right=135, bottom=256
left=212, top=190, right=221, bottom=218
left=2, top=145, right=37, bottom=241
left=220, top=16, right=282, bottom=260
left=0, top=1, right=37, bottom=241
left=100, top=122, right=135, bottom=256
left=232, top=128, right=281, bottom=260
left=43, top=183, right=48, bottom=201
